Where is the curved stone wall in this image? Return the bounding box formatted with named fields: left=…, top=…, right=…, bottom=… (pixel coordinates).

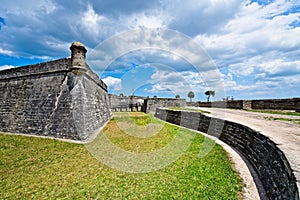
left=155, top=108, right=299, bottom=200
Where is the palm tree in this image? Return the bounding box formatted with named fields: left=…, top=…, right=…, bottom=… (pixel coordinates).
left=205, top=90, right=215, bottom=102
left=175, top=94, right=180, bottom=98
left=187, top=91, right=195, bottom=102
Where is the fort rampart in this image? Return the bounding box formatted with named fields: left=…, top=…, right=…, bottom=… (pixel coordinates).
left=142, top=98, right=186, bottom=113
left=109, top=94, right=144, bottom=112
left=187, top=98, right=300, bottom=112
left=0, top=42, right=111, bottom=141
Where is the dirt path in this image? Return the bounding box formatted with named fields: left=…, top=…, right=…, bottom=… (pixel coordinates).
left=196, top=107, right=300, bottom=197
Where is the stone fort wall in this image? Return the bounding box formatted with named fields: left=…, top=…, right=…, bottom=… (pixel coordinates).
left=0, top=42, right=112, bottom=141
left=109, top=94, right=144, bottom=112
left=142, top=97, right=187, bottom=113
left=188, top=98, right=300, bottom=112
left=155, top=108, right=299, bottom=199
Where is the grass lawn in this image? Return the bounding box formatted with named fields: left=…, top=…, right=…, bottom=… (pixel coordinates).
left=265, top=116, right=300, bottom=125
left=245, top=109, right=300, bottom=116
left=0, top=112, right=242, bottom=199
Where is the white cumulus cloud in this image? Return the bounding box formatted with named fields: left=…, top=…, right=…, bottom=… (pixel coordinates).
left=1, top=0, right=300, bottom=99
left=0, top=65, right=15, bottom=71
left=102, top=76, right=122, bottom=91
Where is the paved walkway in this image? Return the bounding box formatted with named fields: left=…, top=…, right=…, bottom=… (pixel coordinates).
left=196, top=107, right=300, bottom=197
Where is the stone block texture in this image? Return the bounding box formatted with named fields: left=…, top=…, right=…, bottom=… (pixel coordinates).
left=109, top=94, right=144, bottom=112
left=195, top=98, right=299, bottom=111
left=296, top=98, right=300, bottom=113
left=0, top=42, right=112, bottom=141
left=155, top=108, right=299, bottom=200
left=142, top=98, right=186, bottom=113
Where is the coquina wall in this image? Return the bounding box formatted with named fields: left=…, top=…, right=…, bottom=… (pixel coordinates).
left=142, top=98, right=186, bottom=113
left=155, top=108, right=299, bottom=200
left=192, top=98, right=300, bottom=112
left=109, top=94, right=144, bottom=112
left=0, top=42, right=112, bottom=141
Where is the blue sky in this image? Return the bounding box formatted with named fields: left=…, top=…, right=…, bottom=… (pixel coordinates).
left=0, top=0, right=300, bottom=101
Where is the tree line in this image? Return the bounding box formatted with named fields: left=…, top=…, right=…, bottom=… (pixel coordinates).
left=175, top=90, right=215, bottom=102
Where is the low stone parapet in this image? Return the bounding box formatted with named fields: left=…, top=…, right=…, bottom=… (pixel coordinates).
left=155, top=108, right=299, bottom=199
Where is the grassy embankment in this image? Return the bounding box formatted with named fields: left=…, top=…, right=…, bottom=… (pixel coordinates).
left=245, top=109, right=300, bottom=125
left=0, top=112, right=242, bottom=199
left=265, top=116, right=300, bottom=125
left=245, top=109, right=300, bottom=116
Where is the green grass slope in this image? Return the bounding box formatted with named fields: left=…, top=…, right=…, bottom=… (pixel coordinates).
left=0, top=112, right=242, bottom=199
